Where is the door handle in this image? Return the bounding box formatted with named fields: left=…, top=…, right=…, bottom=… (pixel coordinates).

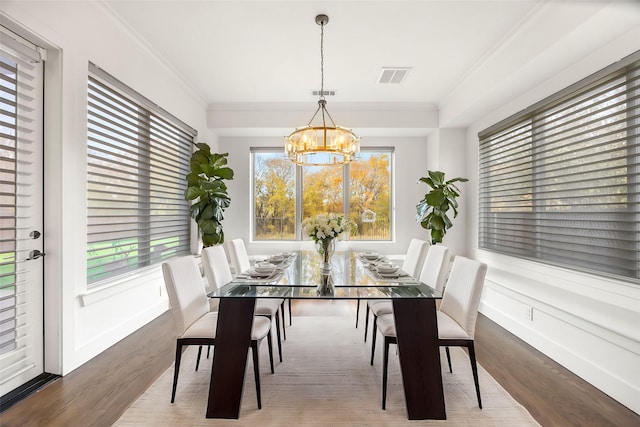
left=26, top=250, right=46, bottom=260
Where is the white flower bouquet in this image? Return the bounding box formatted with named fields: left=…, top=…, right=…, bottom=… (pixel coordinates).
left=302, top=213, right=353, bottom=244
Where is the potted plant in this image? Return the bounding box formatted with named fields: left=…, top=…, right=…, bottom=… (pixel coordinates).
left=184, top=143, right=234, bottom=247
left=416, top=170, right=468, bottom=245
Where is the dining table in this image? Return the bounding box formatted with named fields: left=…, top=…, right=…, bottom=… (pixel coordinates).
left=206, top=249, right=445, bottom=420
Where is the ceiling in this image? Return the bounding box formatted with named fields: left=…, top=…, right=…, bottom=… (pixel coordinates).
left=102, top=0, right=640, bottom=130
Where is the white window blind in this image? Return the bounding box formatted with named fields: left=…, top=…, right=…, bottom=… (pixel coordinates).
left=479, top=51, right=640, bottom=283
left=87, top=63, right=195, bottom=285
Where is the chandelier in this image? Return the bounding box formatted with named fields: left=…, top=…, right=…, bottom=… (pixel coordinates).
left=285, top=14, right=360, bottom=166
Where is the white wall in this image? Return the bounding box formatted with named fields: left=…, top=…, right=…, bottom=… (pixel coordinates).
left=2, top=1, right=209, bottom=374
left=425, top=128, right=468, bottom=256
left=464, top=26, right=640, bottom=413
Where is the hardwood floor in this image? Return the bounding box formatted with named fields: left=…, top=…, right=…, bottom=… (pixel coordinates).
left=0, top=311, right=176, bottom=427
left=1, top=300, right=638, bottom=427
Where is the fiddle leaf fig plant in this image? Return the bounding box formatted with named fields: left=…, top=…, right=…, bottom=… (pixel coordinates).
left=185, top=143, right=234, bottom=247
left=416, top=170, right=468, bottom=245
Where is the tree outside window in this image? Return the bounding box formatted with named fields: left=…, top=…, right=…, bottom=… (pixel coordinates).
left=254, top=153, right=296, bottom=240
left=253, top=149, right=392, bottom=241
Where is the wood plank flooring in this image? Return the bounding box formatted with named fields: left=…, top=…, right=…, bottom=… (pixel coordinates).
left=1, top=300, right=638, bottom=427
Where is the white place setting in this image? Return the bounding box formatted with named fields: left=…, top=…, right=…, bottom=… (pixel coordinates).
left=357, top=252, right=415, bottom=282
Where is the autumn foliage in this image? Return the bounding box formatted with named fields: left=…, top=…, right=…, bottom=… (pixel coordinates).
left=254, top=153, right=391, bottom=240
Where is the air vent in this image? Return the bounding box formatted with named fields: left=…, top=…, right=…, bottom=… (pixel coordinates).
left=377, top=67, right=411, bottom=84
left=312, top=90, right=335, bottom=96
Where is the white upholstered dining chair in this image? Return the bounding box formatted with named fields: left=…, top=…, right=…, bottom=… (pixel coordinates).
left=400, top=238, right=430, bottom=278
left=202, top=244, right=286, bottom=363
left=227, top=238, right=291, bottom=328
left=227, top=238, right=251, bottom=277
left=162, top=255, right=273, bottom=408
left=364, top=244, right=450, bottom=342
left=356, top=238, right=429, bottom=329
left=372, top=256, right=487, bottom=410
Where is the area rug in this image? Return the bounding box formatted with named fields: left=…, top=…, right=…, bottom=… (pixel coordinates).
left=115, top=315, right=539, bottom=426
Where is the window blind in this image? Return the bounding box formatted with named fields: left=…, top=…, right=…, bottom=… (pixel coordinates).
left=87, top=64, right=195, bottom=284
left=0, top=28, right=44, bottom=371
left=479, top=52, right=640, bottom=283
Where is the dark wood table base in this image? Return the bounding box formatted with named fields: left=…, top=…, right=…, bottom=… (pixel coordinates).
left=393, top=298, right=446, bottom=419
left=206, top=297, right=256, bottom=418
left=206, top=296, right=445, bottom=420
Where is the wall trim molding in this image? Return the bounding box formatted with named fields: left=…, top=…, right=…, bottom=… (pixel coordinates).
left=479, top=279, right=640, bottom=414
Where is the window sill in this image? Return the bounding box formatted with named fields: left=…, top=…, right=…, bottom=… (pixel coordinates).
left=79, top=265, right=163, bottom=307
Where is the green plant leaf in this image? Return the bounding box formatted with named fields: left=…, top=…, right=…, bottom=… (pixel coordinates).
left=416, top=199, right=429, bottom=221
left=442, top=213, right=453, bottom=229
left=431, top=229, right=444, bottom=244
left=445, top=177, right=469, bottom=185
left=198, top=218, right=219, bottom=234
left=189, top=201, right=203, bottom=218
left=202, top=232, right=223, bottom=247
left=195, top=142, right=211, bottom=153
left=429, top=215, right=445, bottom=230
left=186, top=172, right=200, bottom=187
left=200, top=204, right=214, bottom=220
left=185, top=186, right=203, bottom=201
left=450, top=203, right=459, bottom=218
left=425, top=190, right=445, bottom=206
left=190, top=151, right=209, bottom=168
left=200, top=180, right=225, bottom=191
left=209, top=152, right=228, bottom=166
left=218, top=197, right=231, bottom=209
left=417, top=176, right=435, bottom=189
left=211, top=203, right=225, bottom=219
left=214, top=167, right=234, bottom=180
left=428, top=170, right=445, bottom=185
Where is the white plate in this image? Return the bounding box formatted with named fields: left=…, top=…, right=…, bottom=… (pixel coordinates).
left=254, top=262, right=276, bottom=273
left=362, top=252, right=379, bottom=260
left=253, top=270, right=274, bottom=276
left=249, top=269, right=274, bottom=278
left=378, top=272, right=401, bottom=278
left=377, top=267, right=399, bottom=274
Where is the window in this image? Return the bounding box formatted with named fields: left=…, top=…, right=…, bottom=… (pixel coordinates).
left=252, top=148, right=393, bottom=241
left=349, top=151, right=392, bottom=240
left=87, top=63, right=195, bottom=285
left=479, top=52, right=640, bottom=283
left=253, top=152, right=296, bottom=240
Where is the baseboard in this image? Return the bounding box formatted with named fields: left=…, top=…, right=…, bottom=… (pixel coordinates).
left=479, top=283, right=640, bottom=415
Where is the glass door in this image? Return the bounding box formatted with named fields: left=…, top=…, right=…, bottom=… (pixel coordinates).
left=0, top=26, right=45, bottom=399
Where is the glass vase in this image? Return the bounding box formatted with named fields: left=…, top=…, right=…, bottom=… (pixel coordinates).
left=317, top=270, right=335, bottom=296
left=316, top=238, right=335, bottom=296
left=316, top=238, right=335, bottom=273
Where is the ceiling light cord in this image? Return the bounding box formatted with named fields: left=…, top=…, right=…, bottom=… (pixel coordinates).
left=320, top=20, right=325, bottom=102
left=285, top=14, right=359, bottom=166
left=319, top=20, right=326, bottom=128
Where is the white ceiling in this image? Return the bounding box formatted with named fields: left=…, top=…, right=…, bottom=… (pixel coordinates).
left=102, top=0, right=640, bottom=129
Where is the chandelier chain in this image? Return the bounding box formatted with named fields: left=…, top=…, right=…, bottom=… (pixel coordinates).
left=319, top=20, right=325, bottom=100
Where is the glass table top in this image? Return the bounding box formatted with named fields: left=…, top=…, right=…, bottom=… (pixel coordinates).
left=207, top=250, right=442, bottom=300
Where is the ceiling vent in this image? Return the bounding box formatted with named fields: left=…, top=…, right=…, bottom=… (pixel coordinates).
left=377, top=67, right=411, bottom=84
left=312, top=90, right=335, bottom=96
